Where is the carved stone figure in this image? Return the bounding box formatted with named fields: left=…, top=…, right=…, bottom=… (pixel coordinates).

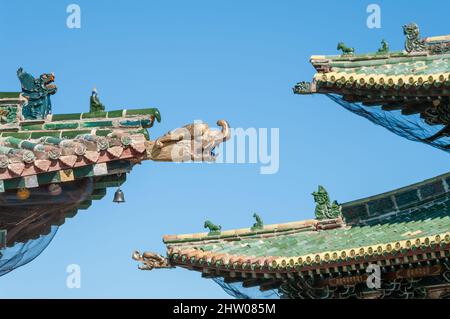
left=146, top=120, right=230, bottom=162
left=132, top=251, right=173, bottom=270
left=17, top=68, right=57, bottom=120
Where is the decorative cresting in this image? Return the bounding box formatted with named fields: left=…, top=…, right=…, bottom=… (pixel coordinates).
left=146, top=120, right=230, bottom=162
left=312, top=186, right=343, bottom=220
left=17, top=68, right=57, bottom=120
left=132, top=251, right=173, bottom=270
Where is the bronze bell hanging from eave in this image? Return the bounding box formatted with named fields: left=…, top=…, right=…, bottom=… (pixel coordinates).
left=113, top=188, right=125, bottom=203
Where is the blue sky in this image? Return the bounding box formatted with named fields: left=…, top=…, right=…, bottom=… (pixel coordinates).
left=0, top=0, right=448, bottom=298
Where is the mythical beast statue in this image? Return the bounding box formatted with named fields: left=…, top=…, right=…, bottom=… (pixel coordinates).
left=17, top=68, right=57, bottom=120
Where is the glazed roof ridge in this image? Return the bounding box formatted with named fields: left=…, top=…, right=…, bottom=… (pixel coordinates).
left=163, top=218, right=344, bottom=245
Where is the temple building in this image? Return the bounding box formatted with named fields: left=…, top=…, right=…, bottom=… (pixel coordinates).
left=0, top=68, right=230, bottom=276
left=134, top=23, right=450, bottom=299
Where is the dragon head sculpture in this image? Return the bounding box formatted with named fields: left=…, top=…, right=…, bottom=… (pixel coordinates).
left=146, top=119, right=230, bottom=162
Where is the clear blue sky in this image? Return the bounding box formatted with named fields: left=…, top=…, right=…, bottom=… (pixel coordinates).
left=0, top=0, right=448, bottom=298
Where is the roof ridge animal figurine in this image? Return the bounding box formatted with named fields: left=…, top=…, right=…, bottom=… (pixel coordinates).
left=403, top=22, right=426, bottom=53
left=204, top=220, right=221, bottom=235
left=312, top=185, right=343, bottom=220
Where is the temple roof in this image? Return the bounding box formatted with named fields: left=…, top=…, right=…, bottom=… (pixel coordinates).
left=0, top=74, right=159, bottom=192
left=142, top=172, right=450, bottom=276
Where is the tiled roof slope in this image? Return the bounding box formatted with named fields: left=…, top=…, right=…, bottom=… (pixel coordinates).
left=0, top=173, right=128, bottom=247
